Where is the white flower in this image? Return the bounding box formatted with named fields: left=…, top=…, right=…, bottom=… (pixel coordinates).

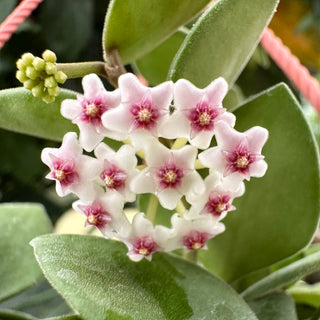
left=61, top=74, right=122, bottom=151
left=199, top=121, right=268, bottom=182
left=160, top=78, right=235, bottom=149
left=94, top=143, right=139, bottom=202
left=102, top=73, right=173, bottom=142
left=131, top=138, right=205, bottom=210
left=41, top=132, right=100, bottom=200
left=188, top=171, right=245, bottom=221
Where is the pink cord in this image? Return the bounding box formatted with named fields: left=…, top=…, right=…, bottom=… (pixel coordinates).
left=0, top=0, right=43, bottom=50
left=261, top=28, right=320, bottom=114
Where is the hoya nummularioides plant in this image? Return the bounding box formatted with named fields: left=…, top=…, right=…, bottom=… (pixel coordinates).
left=41, top=72, right=268, bottom=262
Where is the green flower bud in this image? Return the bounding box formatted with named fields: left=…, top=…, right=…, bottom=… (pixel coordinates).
left=42, top=50, right=57, bottom=63
left=16, top=50, right=68, bottom=104
left=25, top=66, right=39, bottom=80
left=32, top=57, right=46, bottom=71
left=44, top=76, right=56, bottom=88
left=55, top=71, right=67, bottom=84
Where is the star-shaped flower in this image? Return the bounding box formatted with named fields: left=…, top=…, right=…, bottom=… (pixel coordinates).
left=119, top=212, right=172, bottom=261
left=61, top=74, right=122, bottom=151
left=102, top=73, right=173, bottom=142
left=188, top=171, right=245, bottom=221
left=160, top=78, right=235, bottom=149
left=41, top=132, right=101, bottom=199
left=73, top=191, right=130, bottom=237
left=199, top=121, right=268, bottom=181
left=131, top=138, right=205, bottom=210
left=167, top=214, right=225, bottom=251
left=94, top=143, right=139, bottom=202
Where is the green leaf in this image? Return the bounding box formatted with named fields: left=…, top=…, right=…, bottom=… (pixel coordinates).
left=248, top=292, right=298, bottom=320
left=0, top=88, right=77, bottom=141
left=0, top=203, right=52, bottom=303
left=200, top=84, right=320, bottom=283
left=31, top=234, right=258, bottom=320
left=46, top=316, right=82, bottom=320
left=135, top=29, right=188, bottom=86
left=169, top=0, right=279, bottom=87
left=287, top=282, right=320, bottom=308
left=0, top=309, right=37, bottom=320
left=241, top=251, right=320, bottom=301
left=103, top=0, right=210, bottom=64
left=38, top=0, right=94, bottom=61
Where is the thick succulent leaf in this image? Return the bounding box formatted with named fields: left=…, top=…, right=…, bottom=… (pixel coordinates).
left=135, top=29, right=187, bottom=86
left=31, top=234, right=258, bottom=320
left=248, top=292, right=298, bottom=320
left=102, top=0, right=210, bottom=64
left=200, top=83, right=320, bottom=282
left=241, top=251, right=320, bottom=300
left=169, top=0, right=279, bottom=87
left=0, top=203, right=52, bottom=302
left=0, top=88, right=77, bottom=141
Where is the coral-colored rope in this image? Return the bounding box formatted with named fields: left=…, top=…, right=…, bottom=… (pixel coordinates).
left=261, top=28, right=320, bottom=114
left=0, top=0, right=43, bottom=50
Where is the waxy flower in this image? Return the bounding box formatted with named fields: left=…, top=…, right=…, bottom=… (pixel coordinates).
left=168, top=214, right=225, bottom=251
left=131, top=138, right=205, bottom=210
left=73, top=191, right=130, bottom=237
left=160, top=78, right=235, bottom=149
left=199, top=121, right=268, bottom=181
left=102, top=73, right=173, bottom=142
left=94, top=143, right=139, bottom=202
left=188, top=172, right=245, bottom=221
left=120, top=212, right=172, bottom=261
left=41, top=132, right=100, bottom=199
left=61, top=74, right=122, bottom=151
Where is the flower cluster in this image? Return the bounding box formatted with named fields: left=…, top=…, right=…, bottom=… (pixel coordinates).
left=41, top=73, right=268, bottom=261
left=16, top=50, right=67, bottom=104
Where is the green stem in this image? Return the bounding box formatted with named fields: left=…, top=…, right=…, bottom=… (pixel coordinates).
left=185, top=249, right=198, bottom=264
left=57, top=61, right=108, bottom=79
left=146, top=194, right=159, bottom=223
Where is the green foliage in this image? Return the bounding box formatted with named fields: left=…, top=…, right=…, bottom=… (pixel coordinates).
left=169, top=0, right=279, bottom=87
left=248, top=292, right=298, bottom=320
left=0, top=88, right=77, bottom=141
left=200, top=84, right=320, bottom=283
left=31, top=235, right=258, bottom=320
left=0, top=204, right=52, bottom=303
left=103, top=0, right=210, bottom=63
left=135, top=29, right=187, bottom=86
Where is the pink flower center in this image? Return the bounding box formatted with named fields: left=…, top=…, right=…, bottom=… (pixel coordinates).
left=224, top=144, right=256, bottom=174
left=80, top=202, right=111, bottom=230
left=188, top=101, right=223, bottom=132
left=100, top=163, right=127, bottom=191
left=157, top=162, right=184, bottom=189
left=132, top=236, right=157, bottom=256
left=80, top=97, right=108, bottom=126
left=205, top=193, right=231, bottom=218
left=52, top=158, right=78, bottom=187
left=130, top=98, right=160, bottom=130
left=183, top=231, right=208, bottom=250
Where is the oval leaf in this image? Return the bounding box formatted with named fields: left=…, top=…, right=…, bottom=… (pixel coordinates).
left=0, top=88, right=77, bottom=141
left=0, top=203, right=52, bottom=302
left=103, top=0, right=210, bottom=64
left=241, top=251, right=320, bottom=301
left=0, top=309, right=38, bottom=320
left=31, top=234, right=258, bottom=320
left=135, top=29, right=187, bottom=86
left=248, top=292, right=298, bottom=320
left=169, top=0, right=279, bottom=87
left=200, top=84, right=320, bottom=282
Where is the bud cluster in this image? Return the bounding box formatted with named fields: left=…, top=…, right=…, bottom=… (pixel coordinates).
left=16, top=50, right=67, bottom=103
left=41, top=73, right=268, bottom=261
